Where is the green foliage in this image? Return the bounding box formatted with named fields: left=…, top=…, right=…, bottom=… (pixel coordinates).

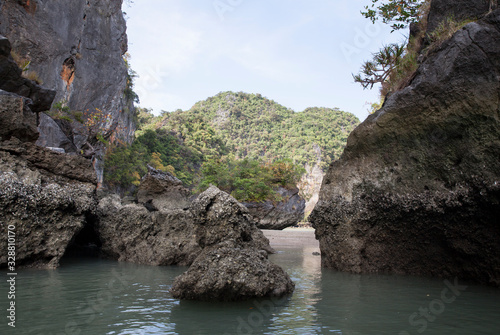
left=96, top=133, right=109, bottom=146
left=104, top=142, right=148, bottom=187
left=353, top=43, right=406, bottom=90
left=104, top=127, right=204, bottom=187
left=196, top=157, right=303, bottom=202
left=103, top=92, right=360, bottom=198
left=425, top=16, right=475, bottom=54
left=123, top=53, right=140, bottom=104
left=161, top=92, right=359, bottom=172
left=362, top=0, right=424, bottom=31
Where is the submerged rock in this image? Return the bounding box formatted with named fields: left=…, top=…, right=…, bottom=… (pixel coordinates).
left=244, top=187, right=306, bottom=230
left=311, top=8, right=500, bottom=286
left=170, top=243, right=294, bottom=301
left=171, top=186, right=294, bottom=301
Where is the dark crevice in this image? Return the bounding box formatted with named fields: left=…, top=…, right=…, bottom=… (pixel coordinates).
left=62, top=213, right=102, bottom=259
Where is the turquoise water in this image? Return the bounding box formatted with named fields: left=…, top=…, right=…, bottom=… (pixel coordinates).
left=1, top=245, right=500, bottom=334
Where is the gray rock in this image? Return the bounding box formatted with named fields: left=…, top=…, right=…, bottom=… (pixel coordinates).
left=137, top=165, right=191, bottom=211
left=171, top=186, right=294, bottom=301
left=0, top=1, right=136, bottom=183
left=244, top=187, right=306, bottom=230
left=310, top=9, right=500, bottom=286
left=36, top=113, right=77, bottom=153
left=96, top=195, right=201, bottom=266
left=0, top=92, right=39, bottom=142
left=0, top=148, right=96, bottom=269
left=170, top=243, right=295, bottom=301
left=0, top=35, right=56, bottom=113
left=426, top=0, right=494, bottom=34
left=191, top=185, right=274, bottom=254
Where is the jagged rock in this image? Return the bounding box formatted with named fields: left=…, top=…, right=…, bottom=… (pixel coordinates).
left=0, top=91, right=39, bottom=142
left=170, top=242, right=295, bottom=301
left=137, top=165, right=191, bottom=211
left=191, top=185, right=274, bottom=254
left=0, top=168, right=96, bottom=269
left=244, top=187, right=306, bottom=230
left=36, top=113, right=78, bottom=154
left=310, top=9, right=500, bottom=286
left=0, top=35, right=55, bottom=113
left=0, top=138, right=96, bottom=184
left=96, top=195, right=201, bottom=266
left=171, top=186, right=294, bottom=301
left=0, top=62, right=98, bottom=269
left=426, top=0, right=495, bottom=34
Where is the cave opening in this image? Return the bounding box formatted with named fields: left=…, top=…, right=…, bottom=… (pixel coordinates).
left=62, top=213, right=102, bottom=259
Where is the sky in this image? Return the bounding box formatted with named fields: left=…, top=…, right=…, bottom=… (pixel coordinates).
left=125, top=0, right=407, bottom=122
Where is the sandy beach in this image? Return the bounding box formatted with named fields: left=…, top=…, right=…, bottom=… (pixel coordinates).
left=262, top=228, right=319, bottom=249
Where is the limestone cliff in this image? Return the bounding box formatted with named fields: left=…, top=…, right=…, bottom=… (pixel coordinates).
left=0, top=0, right=136, bottom=184
left=0, top=36, right=98, bottom=268
left=311, top=4, right=500, bottom=286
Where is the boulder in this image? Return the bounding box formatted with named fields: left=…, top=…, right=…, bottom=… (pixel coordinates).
left=0, top=166, right=96, bottom=268
left=96, top=195, right=201, bottom=266
left=310, top=9, right=500, bottom=286
left=137, top=165, right=191, bottom=211
left=170, top=242, right=295, bottom=301
left=190, top=185, right=274, bottom=254
left=244, top=187, right=306, bottom=230
left=171, top=186, right=294, bottom=301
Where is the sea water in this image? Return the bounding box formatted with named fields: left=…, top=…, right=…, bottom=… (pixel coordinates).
left=1, top=245, right=500, bottom=334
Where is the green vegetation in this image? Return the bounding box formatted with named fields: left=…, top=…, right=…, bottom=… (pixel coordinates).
left=356, top=0, right=477, bottom=100
left=196, top=158, right=304, bottom=202
left=362, top=0, right=424, bottom=31
left=103, top=92, right=360, bottom=200
left=123, top=53, right=140, bottom=104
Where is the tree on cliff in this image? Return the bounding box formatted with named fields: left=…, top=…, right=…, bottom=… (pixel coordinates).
left=356, top=0, right=427, bottom=97
left=362, top=0, right=424, bottom=31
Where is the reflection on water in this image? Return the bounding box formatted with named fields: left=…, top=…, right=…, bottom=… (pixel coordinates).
left=1, top=246, right=500, bottom=334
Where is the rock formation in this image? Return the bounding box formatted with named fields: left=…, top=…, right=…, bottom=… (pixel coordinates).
left=297, top=163, right=325, bottom=217
left=244, top=187, right=306, bottom=230
left=97, top=194, right=201, bottom=266
left=311, top=5, right=500, bottom=286
left=190, top=186, right=274, bottom=254
left=171, top=186, right=294, bottom=301
left=137, top=165, right=191, bottom=212
left=0, top=0, right=136, bottom=184
left=0, top=36, right=98, bottom=268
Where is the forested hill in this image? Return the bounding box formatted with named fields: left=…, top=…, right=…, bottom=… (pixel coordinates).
left=159, top=92, right=358, bottom=170
left=104, top=91, right=360, bottom=196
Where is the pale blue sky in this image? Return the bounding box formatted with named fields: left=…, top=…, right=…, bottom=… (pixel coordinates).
left=125, top=1, right=407, bottom=121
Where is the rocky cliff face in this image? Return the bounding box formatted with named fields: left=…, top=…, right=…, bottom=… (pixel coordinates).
left=311, top=5, right=500, bottom=286
left=0, top=37, right=98, bottom=268
left=298, top=163, right=325, bottom=217
left=0, top=0, right=136, bottom=184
